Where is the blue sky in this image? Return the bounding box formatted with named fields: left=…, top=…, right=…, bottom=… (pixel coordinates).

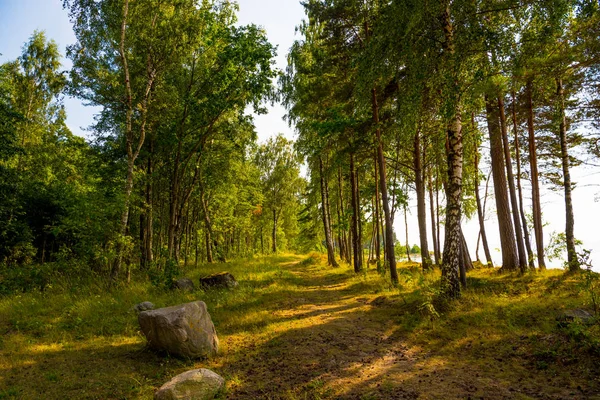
left=1, top=0, right=599, bottom=269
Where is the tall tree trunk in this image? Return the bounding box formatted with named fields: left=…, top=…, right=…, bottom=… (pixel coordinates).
left=526, top=79, right=546, bottom=270
left=373, top=154, right=382, bottom=262
left=372, top=88, right=398, bottom=284
left=357, top=170, right=364, bottom=268
left=435, top=166, right=442, bottom=263
left=195, top=218, right=199, bottom=267
left=404, top=203, right=411, bottom=262
left=200, top=187, right=214, bottom=263
left=146, top=143, right=154, bottom=266
left=428, top=167, right=440, bottom=265
left=204, top=230, right=212, bottom=263
left=414, top=129, right=432, bottom=270
left=440, top=3, right=462, bottom=298
left=485, top=94, right=519, bottom=271
left=111, top=0, right=133, bottom=282
left=498, top=95, right=528, bottom=273
left=511, top=91, right=535, bottom=269
left=319, top=157, right=339, bottom=267
left=140, top=195, right=147, bottom=270
left=272, top=209, right=278, bottom=254
left=337, top=167, right=350, bottom=263
left=474, top=141, right=493, bottom=267
left=260, top=225, right=264, bottom=255
left=350, top=153, right=362, bottom=273
left=556, top=78, right=579, bottom=272
left=336, top=202, right=344, bottom=261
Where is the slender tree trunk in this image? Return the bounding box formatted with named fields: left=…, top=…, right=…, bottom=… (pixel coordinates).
left=428, top=167, right=440, bottom=265
left=498, top=94, right=528, bottom=273
left=337, top=167, right=350, bottom=263
left=260, top=225, right=264, bottom=255
left=373, top=154, right=382, bottom=262
left=336, top=202, right=344, bottom=261
left=461, top=229, right=474, bottom=272
left=357, top=170, right=364, bottom=268
left=350, top=153, right=362, bottom=273
left=319, top=157, right=338, bottom=267
left=204, top=230, right=212, bottom=263
left=372, top=88, right=398, bottom=284
left=485, top=94, right=519, bottom=271
left=474, top=144, right=493, bottom=267
left=146, top=141, right=154, bottom=266
left=556, top=78, right=579, bottom=272
left=404, top=203, right=411, bottom=262
left=272, top=209, right=278, bottom=254
left=111, top=0, right=133, bottom=282
left=526, top=80, right=546, bottom=270
left=195, top=219, right=199, bottom=267
left=511, top=91, right=535, bottom=269
left=200, top=187, right=214, bottom=263
left=414, top=129, right=432, bottom=270
left=140, top=210, right=147, bottom=268
left=440, top=3, right=462, bottom=298
left=435, top=166, right=442, bottom=263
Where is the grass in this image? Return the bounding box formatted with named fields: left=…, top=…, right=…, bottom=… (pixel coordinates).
left=0, top=253, right=599, bottom=399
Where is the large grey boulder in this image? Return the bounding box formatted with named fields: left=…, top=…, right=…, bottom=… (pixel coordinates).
left=199, top=272, right=238, bottom=290
left=139, top=301, right=218, bottom=359
left=154, top=369, right=224, bottom=400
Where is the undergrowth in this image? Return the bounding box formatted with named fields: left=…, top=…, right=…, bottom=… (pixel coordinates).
left=0, top=253, right=599, bottom=399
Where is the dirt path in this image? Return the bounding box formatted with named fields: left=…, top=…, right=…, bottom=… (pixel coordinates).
left=207, top=261, right=435, bottom=399
left=207, top=259, right=597, bottom=400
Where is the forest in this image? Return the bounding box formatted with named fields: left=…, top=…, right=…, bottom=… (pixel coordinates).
left=1, top=0, right=600, bottom=399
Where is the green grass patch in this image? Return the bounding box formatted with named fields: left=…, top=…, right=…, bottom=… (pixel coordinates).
left=0, top=254, right=599, bottom=399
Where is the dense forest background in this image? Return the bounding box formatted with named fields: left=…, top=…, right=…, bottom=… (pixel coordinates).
left=1, top=0, right=599, bottom=299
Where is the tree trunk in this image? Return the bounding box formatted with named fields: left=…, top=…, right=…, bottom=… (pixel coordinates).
left=272, top=208, right=278, bottom=254
left=373, top=154, right=382, bottom=262
left=526, top=79, right=546, bottom=270
left=461, top=229, right=474, bottom=272
left=474, top=141, right=493, bottom=267
left=440, top=3, right=462, bottom=298
left=428, top=167, right=440, bottom=266
left=200, top=188, right=214, bottom=263
left=140, top=211, right=147, bottom=269
left=357, top=170, right=364, bottom=268
left=485, top=94, right=519, bottom=271
left=435, top=166, right=442, bottom=263
left=372, top=88, right=398, bottom=284
left=556, top=78, right=579, bottom=272
left=319, top=157, right=339, bottom=267
left=111, top=0, right=133, bottom=282
left=404, top=203, right=411, bottom=262
left=414, top=129, right=432, bottom=270
left=350, top=153, right=362, bottom=273
left=511, top=91, right=535, bottom=269
left=498, top=94, right=528, bottom=273
left=337, top=167, right=350, bottom=263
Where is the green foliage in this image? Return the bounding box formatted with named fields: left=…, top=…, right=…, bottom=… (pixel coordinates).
left=147, top=258, right=182, bottom=290
left=579, top=250, right=600, bottom=315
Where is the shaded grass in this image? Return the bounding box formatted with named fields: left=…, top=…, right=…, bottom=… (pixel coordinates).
left=0, top=254, right=599, bottom=399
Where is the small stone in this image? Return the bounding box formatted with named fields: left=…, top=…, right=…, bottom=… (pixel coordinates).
left=199, top=272, right=238, bottom=290
left=154, top=368, right=224, bottom=400
left=172, top=278, right=195, bottom=292
left=133, top=301, right=155, bottom=313
left=557, top=309, right=595, bottom=326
